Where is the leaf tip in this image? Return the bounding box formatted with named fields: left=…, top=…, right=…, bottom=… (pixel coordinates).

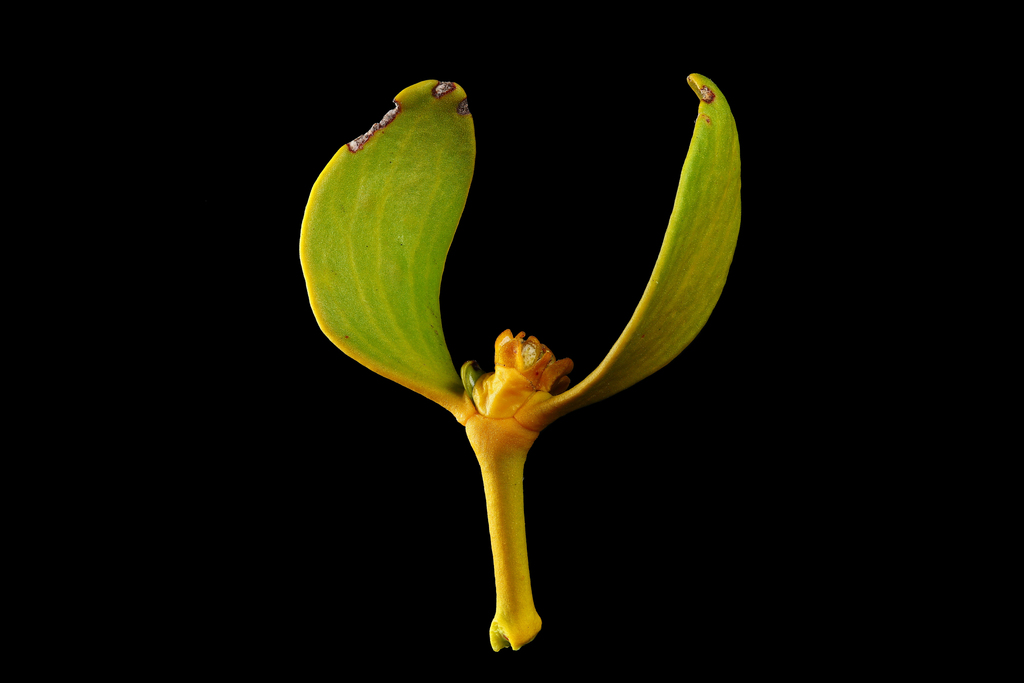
left=686, top=73, right=716, bottom=103
left=433, top=81, right=470, bottom=115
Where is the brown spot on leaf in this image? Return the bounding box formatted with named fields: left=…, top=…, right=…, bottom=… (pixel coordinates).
left=433, top=81, right=455, bottom=98
left=457, top=98, right=470, bottom=116
left=347, top=102, right=401, bottom=153
left=700, top=113, right=712, bottom=125
left=699, top=85, right=716, bottom=103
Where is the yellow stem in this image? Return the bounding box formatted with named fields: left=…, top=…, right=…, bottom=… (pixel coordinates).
left=465, top=415, right=542, bottom=651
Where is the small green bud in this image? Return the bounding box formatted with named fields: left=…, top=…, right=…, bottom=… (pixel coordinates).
left=461, top=360, right=486, bottom=399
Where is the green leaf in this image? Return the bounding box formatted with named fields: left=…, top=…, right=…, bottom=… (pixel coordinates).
left=524, top=73, right=741, bottom=428
left=300, top=80, right=476, bottom=422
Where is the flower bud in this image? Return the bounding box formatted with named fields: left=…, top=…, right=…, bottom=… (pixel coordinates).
left=471, top=330, right=573, bottom=419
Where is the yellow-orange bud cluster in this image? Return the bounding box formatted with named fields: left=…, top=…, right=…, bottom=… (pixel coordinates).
left=471, top=330, right=573, bottom=420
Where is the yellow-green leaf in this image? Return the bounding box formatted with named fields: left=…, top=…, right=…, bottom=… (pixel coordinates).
left=300, top=80, right=476, bottom=422
left=524, top=73, right=741, bottom=429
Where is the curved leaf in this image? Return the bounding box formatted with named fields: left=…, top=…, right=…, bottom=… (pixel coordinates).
left=521, top=73, right=741, bottom=429
left=300, top=80, right=476, bottom=422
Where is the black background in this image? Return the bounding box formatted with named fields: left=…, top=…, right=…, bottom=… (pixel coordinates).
left=154, top=43, right=871, bottom=673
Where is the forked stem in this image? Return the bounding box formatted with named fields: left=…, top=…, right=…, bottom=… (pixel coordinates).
left=465, top=415, right=542, bottom=651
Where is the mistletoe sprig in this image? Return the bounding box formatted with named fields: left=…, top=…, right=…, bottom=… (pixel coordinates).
left=300, top=75, right=740, bottom=650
